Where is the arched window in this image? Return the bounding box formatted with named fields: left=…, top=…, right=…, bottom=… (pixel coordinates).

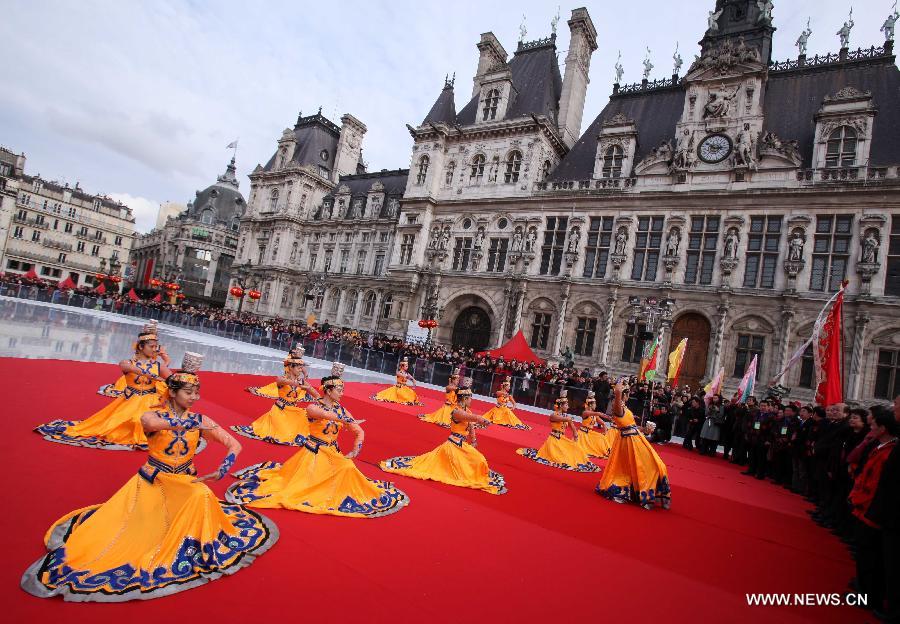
left=201, top=209, right=214, bottom=225
left=345, top=290, right=357, bottom=316
left=470, top=154, right=486, bottom=183
left=481, top=88, right=500, bottom=121
left=328, top=288, right=341, bottom=314
left=268, top=188, right=279, bottom=211
left=363, top=291, right=377, bottom=316
left=504, top=150, right=522, bottom=183
left=445, top=161, right=456, bottom=186
left=825, top=126, right=857, bottom=167
left=231, top=217, right=240, bottom=231
left=602, top=145, right=624, bottom=178
left=541, top=160, right=552, bottom=181
left=416, top=155, right=429, bottom=185
left=380, top=293, right=393, bottom=319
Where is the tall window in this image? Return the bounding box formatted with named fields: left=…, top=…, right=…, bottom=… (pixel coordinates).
left=469, top=154, right=485, bottom=183
left=574, top=317, right=598, bottom=356
left=445, top=161, right=456, bottom=186
left=530, top=313, right=552, bottom=349
left=486, top=238, right=509, bottom=272
left=373, top=253, right=385, bottom=275
left=32, top=230, right=41, bottom=242
left=631, top=216, right=664, bottom=281
left=504, top=151, right=522, bottom=183
left=363, top=291, right=376, bottom=316
left=308, top=252, right=317, bottom=271
left=539, top=216, right=568, bottom=276
left=76, top=241, right=85, bottom=253
left=416, top=155, right=429, bottom=185
left=91, top=244, right=100, bottom=256
left=621, top=322, right=648, bottom=363
left=885, top=216, right=900, bottom=296
left=201, top=209, right=213, bottom=224
left=12, top=226, right=23, bottom=239
left=602, top=145, right=624, bottom=178
left=64, top=222, right=73, bottom=233
left=328, top=289, right=341, bottom=314
left=810, top=215, right=852, bottom=291
left=799, top=344, right=814, bottom=388
left=743, top=216, right=782, bottom=289
left=452, top=237, right=473, bottom=271
left=268, top=188, right=279, bottom=212
left=345, top=291, right=357, bottom=316
left=339, top=249, right=350, bottom=273
left=825, top=126, right=857, bottom=167
left=583, top=216, right=614, bottom=278
left=684, top=215, right=720, bottom=285
left=380, top=293, right=393, bottom=319
left=734, top=334, right=764, bottom=378
left=875, top=349, right=900, bottom=399
left=323, top=250, right=333, bottom=272
left=400, top=234, right=414, bottom=265
left=356, top=250, right=367, bottom=274
left=482, top=88, right=500, bottom=121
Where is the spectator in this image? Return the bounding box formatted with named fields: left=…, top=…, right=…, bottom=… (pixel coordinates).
left=699, top=394, right=724, bottom=456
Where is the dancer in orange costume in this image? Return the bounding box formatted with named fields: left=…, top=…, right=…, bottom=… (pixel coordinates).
left=482, top=377, right=530, bottom=430
left=373, top=357, right=421, bottom=405
left=418, top=368, right=460, bottom=426
left=575, top=391, right=612, bottom=458
left=516, top=391, right=600, bottom=472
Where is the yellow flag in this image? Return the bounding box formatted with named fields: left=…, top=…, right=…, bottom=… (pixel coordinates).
left=306, top=313, right=317, bottom=326
left=667, top=338, right=688, bottom=385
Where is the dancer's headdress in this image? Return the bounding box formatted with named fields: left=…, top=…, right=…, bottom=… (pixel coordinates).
left=586, top=390, right=596, bottom=403
left=502, top=375, right=512, bottom=387
left=284, top=346, right=305, bottom=366
left=399, top=357, right=409, bottom=369
left=456, top=376, right=474, bottom=397
left=322, top=362, right=345, bottom=390
left=169, top=352, right=203, bottom=387
left=137, top=321, right=158, bottom=342
left=555, top=389, right=569, bottom=407
left=450, top=367, right=461, bottom=378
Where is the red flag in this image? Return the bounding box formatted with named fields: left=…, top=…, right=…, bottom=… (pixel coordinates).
left=152, top=293, right=162, bottom=302
left=23, top=267, right=38, bottom=280
left=58, top=276, right=76, bottom=290
left=127, top=288, right=140, bottom=302
left=94, top=282, right=106, bottom=295
left=815, top=284, right=845, bottom=406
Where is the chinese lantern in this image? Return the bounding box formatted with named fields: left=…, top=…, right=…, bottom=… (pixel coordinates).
left=176, top=293, right=185, bottom=300
left=149, top=278, right=162, bottom=288
left=167, top=283, right=181, bottom=291
left=95, top=273, right=106, bottom=281
left=230, top=286, right=245, bottom=298
left=418, top=319, right=427, bottom=328
left=247, top=289, right=262, bottom=300
left=428, top=319, right=438, bottom=329
left=111, top=275, right=122, bottom=283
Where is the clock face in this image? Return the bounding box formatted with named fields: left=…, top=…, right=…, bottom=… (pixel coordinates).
left=698, top=133, right=733, bottom=164
left=320, top=149, right=329, bottom=162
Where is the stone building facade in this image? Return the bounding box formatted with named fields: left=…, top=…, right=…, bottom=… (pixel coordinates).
left=131, top=158, right=245, bottom=305
left=0, top=146, right=136, bottom=286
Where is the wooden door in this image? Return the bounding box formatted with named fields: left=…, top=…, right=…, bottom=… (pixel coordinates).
left=669, top=313, right=711, bottom=393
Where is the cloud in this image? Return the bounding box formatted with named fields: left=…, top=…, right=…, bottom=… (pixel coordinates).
left=108, top=193, right=159, bottom=234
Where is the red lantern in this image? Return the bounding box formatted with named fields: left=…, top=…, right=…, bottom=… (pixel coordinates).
left=167, top=283, right=181, bottom=291
left=110, top=275, right=122, bottom=283
left=428, top=319, right=438, bottom=329
left=95, top=273, right=106, bottom=281
left=149, top=278, right=162, bottom=288
left=418, top=319, right=427, bottom=328
left=247, top=289, right=262, bottom=300
left=230, top=286, right=245, bottom=298
left=176, top=293, right=185, bottom=300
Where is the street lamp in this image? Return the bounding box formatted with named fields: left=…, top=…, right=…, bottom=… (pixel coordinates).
left=229, top=260, right=259, bottom=314
left=626, top=295, right=675, bottom=426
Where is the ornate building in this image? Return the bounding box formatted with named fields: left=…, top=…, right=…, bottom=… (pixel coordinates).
left=131, top=158, right=245, bottom=305
left=232, top=2, right=900, bottom=403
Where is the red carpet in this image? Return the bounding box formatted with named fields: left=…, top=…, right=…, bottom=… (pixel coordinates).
left=2, top=359, right=868, bottom=623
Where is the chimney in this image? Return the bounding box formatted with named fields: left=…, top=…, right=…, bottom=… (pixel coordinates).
left=472, top=32, right=508, bottom=99
left=333, top=114, right=367, bottom=182
left=557, top=8, right=598, bottom=148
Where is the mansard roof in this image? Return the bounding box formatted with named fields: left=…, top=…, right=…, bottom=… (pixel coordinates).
left=184, top=157, right=246, bottom=224
left=261, top=112, right=340, bottom=173
left=456, top=38, right=562, bottom=125
left=423, top=81, right=457, bottom=125
left=323, top=168, right=409, bottom=199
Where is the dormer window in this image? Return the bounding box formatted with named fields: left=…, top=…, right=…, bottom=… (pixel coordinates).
left=470, top=154, right=486, bottom=183
left=445, top=161, right=456, bottom=186
left=269, top=188, right=279, bottom=211
left=416, top=155, right=430, bottom=185
left=541, top=160, right=552, bottom=181
left=825, top=126, right=857, bottom=167
left=201, top=209, right=214, bottom=225
left=504, top=150, right=522, bottom=183
left=93, top=199, right=101, bottom=211
left=482, top=88, right=500, bottom=121
left=602, top=145, right=624, bottom=178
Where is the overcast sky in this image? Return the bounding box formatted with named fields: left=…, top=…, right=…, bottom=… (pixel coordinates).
left=1, top=0, right=892, bottom=232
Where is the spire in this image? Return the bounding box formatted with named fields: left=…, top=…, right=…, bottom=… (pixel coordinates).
left=422, top=77, right=457, bottom=125
left=216, top=156, right=240, bottom=189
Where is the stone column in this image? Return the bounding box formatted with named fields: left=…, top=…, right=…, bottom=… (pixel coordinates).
left=370, top=290, right=385, bottom=332
left=600, top=288, right=619, bottom=366
left=332, top=289, right=345, bottom=324
left=550, top=282, right=571, bottom=357
left=775, top=306, right=795, bottom=376
left=494, top=283, right=512, bottom=347
left=511, top=282, right=527, bottom=335
left=847, top=311, right=871, bottom=401
left=203, top=251, right=220, bottom=297
left=352, top=290, right=365, bottom=328
left=707, top=302, right=729, bottom=380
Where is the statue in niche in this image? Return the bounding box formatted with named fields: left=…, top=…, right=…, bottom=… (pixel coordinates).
left=788, top=231, right=805, bottom=261
left=704, top=84, right=738, bottom=118
left=796, top=19, right=812, bottom=55
left=567, top=227, right=580, bottom=253
left=428, top=226, right=440, bottom=249
left=614, top=228, right=628, bottom=255
left=837, top=10, right=854, bottom=48
left=525, top=227, right=537, bottom=252
left=724, top=229, right=739, bottom=259
left=862, top=231, right=880, bottom=263
left=734, top=123, right=757, bottom=168
left=512, top=227, right=523, bottom=251
left=474, top=226, right=486, bottom=250
left=386, top=198, right=399, bottom=217
left=290, top=242, right=298, bottom=262
left=882, top=5, right=899, bottom=41
left=438, top=226, right=451, bottom=251
left=665, top=228, right=680, bottom=256
left=337, top=199, right=346, bottom=219
left=706, top=8, right=723, bottom=34
left=673, top=129, right=695, bottom=170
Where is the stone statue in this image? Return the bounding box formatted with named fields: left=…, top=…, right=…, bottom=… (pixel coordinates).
left=386, top=198, right=399, bottom=217
left=551, top=7, right=560, bottom=35
left=882, top=4, right=899, bottom=41
left=438, top=227, right=450, bottom=251
left=735, top=124, right=757, bottom=169
left=704, top=85, right=738, bottom=118
left=757, top=0, right=774, bottom=24
left=665, top=228, right=680, bottom=256
left=428, top=226, right=439, bottom=249
left=837, top=10, right=854, bottom=48
left=614, top=51, right=624, bottom=84
left=614, top=228, right=628, bottom=255
left=673, top=43, right=683, bottom=75
left=519, top=14, right=527, bottom=41
left=788, top=231, right=804, bottom=261
left=567, top=227, right=580, bottom=253
left=862, top=231, right=880, bottom=263
left=673, top=129, right=695, bottom=170
left=474, top=226, right=486, bottom=249
left=724, top=229, right=739, bottom=258
left=796, top=19, right=813, bottom=55
left=707, top=8, right=724, bottom=33
left=526, top=227, right=537, bottom=252
left=512, top=227, right=523, bottom=251
left=642, top=48, right=653, bottom=80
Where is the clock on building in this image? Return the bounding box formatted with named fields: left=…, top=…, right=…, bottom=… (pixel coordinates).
left=697, top=133, right=733, bottom=164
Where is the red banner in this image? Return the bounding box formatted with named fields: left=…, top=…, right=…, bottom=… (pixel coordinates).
left=815, top=286, right=845, bottom=406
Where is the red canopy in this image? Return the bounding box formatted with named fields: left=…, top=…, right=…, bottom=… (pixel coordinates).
left=152, top=293, right=162, bottom=302
left=94, top=282, right=106, bottom=295
left=476, top=330, right=545, bottom=365
left=57, top=276, right=76, bottom=290
left=23, top=268, right=38, bottom=280
left=127, top=288, right=140, bottom=302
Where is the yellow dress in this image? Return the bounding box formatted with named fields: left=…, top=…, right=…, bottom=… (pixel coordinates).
left=516, top=418, right=601, bottom=473
left=35, top=359, right=165, bottom=450
left=418, top=387, right=457, bottom=427
left=596, top=408, right=671, bottom=508
left=576, top=414, right=612, bottom=459
left=373, top=373, right=422, bottom=406
left=482, top=392, right=530, bottom=430
left=21, top=410, right=278, bottom=601
left=232, top=380, right=310, bottom=446
left=380, top=413, right=507, bottom=494
left=226, top=402, right=409, bottom=518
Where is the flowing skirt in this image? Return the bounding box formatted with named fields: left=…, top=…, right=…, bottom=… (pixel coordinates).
left=380, top=435, right=507, bottom=494
left=226, top=441, right=408, bottom=518
left=596, top=427, right=671, bottom=508
left=21, top=472, right=278, bottom=602
left=576, top=427, right=611, bottom=458
left=248, top=382, right=309, bottom=403
left=231, top=403, right=310, bottom=446
left=373, top=385, right=422, bottom=406
left=482, top=405, right=530, bottom=430
left=517, top=432, right=601, bottom=473
left=418, top=403, right=455, bottom=427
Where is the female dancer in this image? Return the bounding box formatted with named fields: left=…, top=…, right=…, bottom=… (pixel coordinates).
left=418, top=367, right=460, bottom=427
left=232, top=347, right=319, bottom=446
left=381, top=378, right=507, bottom=494
left=481, top=377, right=530, bottom=430
left=516, top=391, right=600, bottom=472
left=22, top=353, right=278, bottom=601
left=227, top=363, right=409, bottom=518
left=35, top=321, right=173, bottom=450
left=576, top=391, right=612, bottom=459
left=596, top=381, right=671, bottom=510
left=373, top=357, right=422, bottom=405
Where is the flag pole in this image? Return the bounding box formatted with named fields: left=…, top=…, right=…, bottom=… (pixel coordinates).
left=840, top=279, right=848, bottom=402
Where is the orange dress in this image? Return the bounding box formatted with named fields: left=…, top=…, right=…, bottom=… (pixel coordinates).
left=516, top=418, right=600, bottom=473
left=596, top=408, right=671, bottom=508
left=418, top=387, right=457, bottom=427
left=373, top=373, right=422, bottom=405
left=576, top=413, right=612, bottom=458
left=232, top=380, right=310, bottom=446
left=481, top=391, right=530, bottom=430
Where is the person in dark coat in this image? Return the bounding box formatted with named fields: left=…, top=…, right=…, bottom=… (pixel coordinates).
left=682, top=396, right=705, bottom=452
left=699, top=394, right=725, bottom=456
